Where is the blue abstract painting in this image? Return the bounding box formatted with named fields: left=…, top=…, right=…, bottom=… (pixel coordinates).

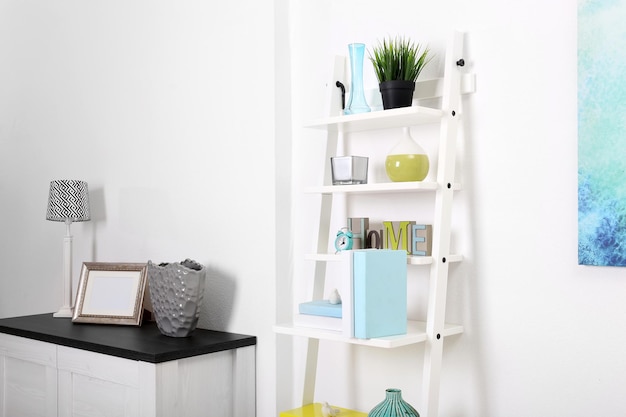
left=578, top=0, right=626, bottom=266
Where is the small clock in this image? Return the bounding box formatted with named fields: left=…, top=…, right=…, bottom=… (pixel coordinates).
left=334, top=227, right=354, bottom=253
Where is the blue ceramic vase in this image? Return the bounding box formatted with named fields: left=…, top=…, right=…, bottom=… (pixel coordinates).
left=368, top=388, right=419, bottom=417
left=345, top=43, right=370, bottom=115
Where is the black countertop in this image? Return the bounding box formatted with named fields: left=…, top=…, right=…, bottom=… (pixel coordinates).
left=0, top=314, right=256, bottom=363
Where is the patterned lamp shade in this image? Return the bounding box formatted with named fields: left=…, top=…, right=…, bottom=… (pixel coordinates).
left=46, top=180, right=91, bottom=222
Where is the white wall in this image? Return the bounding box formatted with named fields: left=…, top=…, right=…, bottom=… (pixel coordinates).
left=3, top=1, right=626, bottom=416
left=284, top=1, right=626, bottom=417
left=0, top=1, right=283, bottom=416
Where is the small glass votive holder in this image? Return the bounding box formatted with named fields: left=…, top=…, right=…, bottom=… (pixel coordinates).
left=331, top=156, right=368, bottom=185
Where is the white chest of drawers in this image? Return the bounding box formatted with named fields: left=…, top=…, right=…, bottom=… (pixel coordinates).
left=0, top=314, right=256, bottom=417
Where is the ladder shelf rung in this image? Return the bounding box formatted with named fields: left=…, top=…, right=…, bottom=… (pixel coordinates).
left=274, top=320, right=464, bottom=349
left=304, top=253, right=463, bottom=265
left=305, top=105, right=444, bottom=133
left=305, top=182, right=462, bottom=194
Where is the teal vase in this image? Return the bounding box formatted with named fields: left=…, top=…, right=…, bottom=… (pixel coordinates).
left=368, top=389, right=419, bottom=417
left=345, top=43, right=370, bottom=115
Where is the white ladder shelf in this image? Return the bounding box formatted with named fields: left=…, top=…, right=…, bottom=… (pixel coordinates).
left=275, top=31, right=475, bottom=417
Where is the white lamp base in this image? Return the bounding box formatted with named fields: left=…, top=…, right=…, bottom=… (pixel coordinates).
left=54, top=227, right=74, bottom=319
left=53, top=307, right=73, bottom=318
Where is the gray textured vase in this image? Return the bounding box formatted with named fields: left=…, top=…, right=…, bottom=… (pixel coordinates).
left=147, top=259, right=206, bottom=337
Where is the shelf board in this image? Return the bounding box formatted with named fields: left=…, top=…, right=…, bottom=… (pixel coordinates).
left=304, top=253, right=463, bottom=265
left=304, top=181, right=463, bottom=194
left=305, top=105, right=444, bottom=133
left=274, top=320, right=463, bottom=349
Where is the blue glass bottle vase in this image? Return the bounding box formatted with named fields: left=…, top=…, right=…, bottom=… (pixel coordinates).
left=368, top=388, right=420, bottom=417
left=345, top=43, right=370, bottom=115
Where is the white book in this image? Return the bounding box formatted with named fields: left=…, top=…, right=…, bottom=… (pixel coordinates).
left=336, top=251, right=354, bottom=337
left=293, top=314, right=342, bottom=331
left=293, top=251, right=355, bottom=336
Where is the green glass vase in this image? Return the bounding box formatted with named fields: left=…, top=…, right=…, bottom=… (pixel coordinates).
left=385, top=127, right=429, bottom=182
left=368, top=388, right=419, bottom=417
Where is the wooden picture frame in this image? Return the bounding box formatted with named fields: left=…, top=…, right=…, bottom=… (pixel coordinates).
left=72, top=262, right=148, bottom=326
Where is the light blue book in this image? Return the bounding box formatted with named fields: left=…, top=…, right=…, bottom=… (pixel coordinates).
left=298, top=300, right=342, bottom=318
left=352, top=249, right=407, bottom=339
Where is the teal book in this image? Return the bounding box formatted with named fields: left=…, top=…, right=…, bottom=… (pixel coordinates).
left=352, top=249, right=407, bottom=339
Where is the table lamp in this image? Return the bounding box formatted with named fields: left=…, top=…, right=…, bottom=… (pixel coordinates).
left=46, top=180, right=91, bottom=318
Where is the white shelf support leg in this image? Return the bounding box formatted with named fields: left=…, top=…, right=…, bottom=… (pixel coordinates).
left=422, top=30, right=465, bottom=417
left=302, top=338, right=320, bottom=405
left=301, top=56, right=346, bottom=405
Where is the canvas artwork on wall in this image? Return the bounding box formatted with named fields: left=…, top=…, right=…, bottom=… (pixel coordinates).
left=578, top=0, right=626, bottom=266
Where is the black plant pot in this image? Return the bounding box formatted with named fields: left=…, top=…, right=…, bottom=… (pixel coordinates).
left=379, top=80, right=416, bottom=110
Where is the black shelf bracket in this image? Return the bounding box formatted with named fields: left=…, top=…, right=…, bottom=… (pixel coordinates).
left=336, top=81, right=346, bottom=110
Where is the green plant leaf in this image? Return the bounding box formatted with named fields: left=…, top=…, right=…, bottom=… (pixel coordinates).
left=368, top=36, right=433, bottom=83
